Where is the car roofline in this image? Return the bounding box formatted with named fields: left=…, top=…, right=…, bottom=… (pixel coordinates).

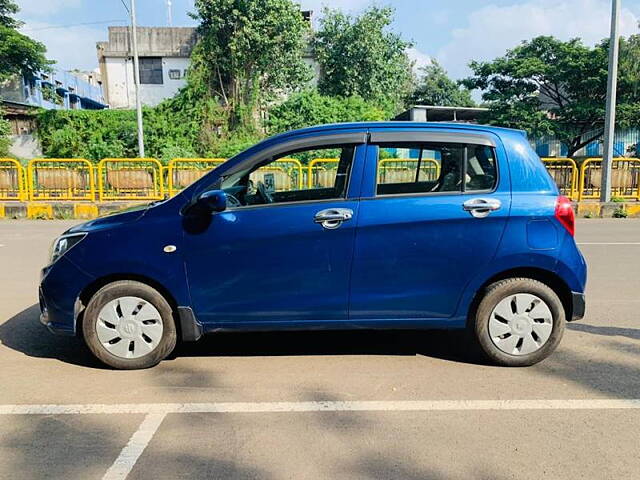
left=269, top=121, right=526, bottom=141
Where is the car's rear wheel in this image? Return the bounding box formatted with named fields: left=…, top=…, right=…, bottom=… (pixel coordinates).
left=83, top=280, right=177, bottom=369
left=470, top=278, right=565, bottom=366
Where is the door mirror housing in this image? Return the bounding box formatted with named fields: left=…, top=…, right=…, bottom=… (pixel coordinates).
left=197, top=190, right=227, bottom=213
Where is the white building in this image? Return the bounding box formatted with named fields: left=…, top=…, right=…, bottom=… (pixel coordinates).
left=97, top=14, right=319, bottom=110
left=97, top=26, right=197, bottom=109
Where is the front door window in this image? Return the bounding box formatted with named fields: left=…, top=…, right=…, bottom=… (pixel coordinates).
left=220, top=145, right=356, bottom=207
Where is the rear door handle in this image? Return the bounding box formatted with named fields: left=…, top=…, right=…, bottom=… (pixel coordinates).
left=462, top=198, right=501, bottom=218
left=314, top=208, right=353, bottom=229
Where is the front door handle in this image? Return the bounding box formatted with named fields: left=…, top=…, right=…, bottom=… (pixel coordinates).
left=314, top=208, right=353, bottom=229
left=463, top=198, right=501, bottom=218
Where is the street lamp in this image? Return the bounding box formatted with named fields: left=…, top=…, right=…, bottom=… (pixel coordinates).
left=600, top=0, right=620, bottom=202
left=130, top=0, right=145, bottom=158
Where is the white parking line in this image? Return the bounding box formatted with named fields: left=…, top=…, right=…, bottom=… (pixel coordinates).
left=102, top=413, right=166, bottom=480
left=3, top=400, right=639, bottom=480
left=2, top=399, right=640, bottom=415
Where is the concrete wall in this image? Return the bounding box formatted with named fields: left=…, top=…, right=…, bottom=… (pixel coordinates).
left=9, top=134, right=41, bottom=159
left=103, top=56, right=190, bottom=109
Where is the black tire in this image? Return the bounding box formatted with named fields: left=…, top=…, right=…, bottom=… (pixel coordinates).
left=470, top=278, right=565, bottom=367
left=83, top=280, right=177, bottom=369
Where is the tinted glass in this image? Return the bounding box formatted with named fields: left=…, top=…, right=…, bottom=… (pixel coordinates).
left=466, top=145, right=497, bottom=191
left=376, top=143, right=464, bottom=195
left=221, top=145, right=355, bottom=207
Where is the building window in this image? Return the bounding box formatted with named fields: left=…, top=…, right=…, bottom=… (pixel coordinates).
left=139, top=57, right=163, bottom=85
left=168, top=69, right=181, bottom=80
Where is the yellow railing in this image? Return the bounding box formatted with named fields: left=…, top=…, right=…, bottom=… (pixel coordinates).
left=378, top=158, right=441, bottom=184
left=307, top=158, right=339, bottom=188
left=28, top=159, right=95, bottom=201
left=259, top=158, right=304, bottom=191
left=0, top=158, right=27, bottom=201
left=0, top=156, right=637, bottom=203
left=578, top=157, right=640, bottom=201
left=542, top=158, right=579, bottom=200
left=167, top=158, right=226, bottom=197
left=98, top=158, right=164, bottom=201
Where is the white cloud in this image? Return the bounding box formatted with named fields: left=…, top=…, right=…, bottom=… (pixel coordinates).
left=16, top=0, right=81, bottom=17
left=299, top=0, right=373, bottom=15
left=20, top=20, right=109, bottom=71
left=436, top=0, right=639, bottom=80
left=407, top=47, right=432, bottom=72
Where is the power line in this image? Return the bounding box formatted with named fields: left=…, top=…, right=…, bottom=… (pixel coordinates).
left=119, top=0, right=130, bottom=14
left=23, top=19, right=127, bottom=32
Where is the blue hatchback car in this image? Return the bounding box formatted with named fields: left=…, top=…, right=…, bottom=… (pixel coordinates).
left=40, top=122, right=586, bottom=369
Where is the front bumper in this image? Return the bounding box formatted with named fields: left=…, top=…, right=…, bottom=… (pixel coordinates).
left=39, top=257, right=93, bottom=336
left=569, top=291, right=586, bottom=322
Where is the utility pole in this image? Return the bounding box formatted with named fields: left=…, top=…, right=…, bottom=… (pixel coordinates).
left=600, top=0, right=620, bottom=202
left=130, top=0, right=145, bottom=157
left=167, top=0, right=173, bottom=27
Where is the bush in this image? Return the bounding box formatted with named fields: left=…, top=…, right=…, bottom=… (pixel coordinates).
left=266, top=90, right=389, bottom=135
left=0, top=108, right=11, bottom=157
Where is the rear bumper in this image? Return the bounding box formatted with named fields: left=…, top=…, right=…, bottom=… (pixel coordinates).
left=569, top=291, right=586, bottom=322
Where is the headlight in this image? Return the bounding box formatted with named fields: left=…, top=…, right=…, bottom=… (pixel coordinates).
left=49, top=233, right=86, bottom=264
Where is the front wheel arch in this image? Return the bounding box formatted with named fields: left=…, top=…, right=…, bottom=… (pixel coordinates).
left=77, top=274, right=180, bottom=339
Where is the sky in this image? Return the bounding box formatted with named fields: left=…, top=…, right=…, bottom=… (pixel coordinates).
left=15, top=0, right=640, bottom=81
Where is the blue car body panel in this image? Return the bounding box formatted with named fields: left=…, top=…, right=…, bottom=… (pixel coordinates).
left=38, top=122, right=587, bottom=336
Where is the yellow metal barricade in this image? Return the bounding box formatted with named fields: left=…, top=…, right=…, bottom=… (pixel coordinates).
left=98, top=158, right=164, bottom=201
left=28, top=159, right=94, bottom=201
left=579, top=157, right=640, bottom=201
left=378, top=158, right=440, bottom=184
left=307, top=158, right=339, bottom=188
left=542, top=158, right=579, bottom=200
left=0, top=158, right=27, bottom=200
left=167, top=158, right=226, bottom=196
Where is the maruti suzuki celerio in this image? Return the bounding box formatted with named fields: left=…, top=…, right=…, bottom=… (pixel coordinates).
left=39, top=122, right=587, bottom=369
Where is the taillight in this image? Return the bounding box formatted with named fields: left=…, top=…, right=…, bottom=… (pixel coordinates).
left=555, top=195, right=575, bottom=236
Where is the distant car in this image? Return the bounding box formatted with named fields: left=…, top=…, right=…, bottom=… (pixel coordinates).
left=39, top=122, right=586, bottom=369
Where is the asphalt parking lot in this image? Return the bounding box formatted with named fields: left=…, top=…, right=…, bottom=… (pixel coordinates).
left=1, top=218, right=639, bottom=480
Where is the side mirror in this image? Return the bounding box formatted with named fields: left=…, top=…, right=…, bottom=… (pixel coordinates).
left=197, top=190, right=227, bottom=213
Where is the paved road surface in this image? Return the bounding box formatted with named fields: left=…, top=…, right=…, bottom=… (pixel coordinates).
left=0, top=219, right=639, bottom=479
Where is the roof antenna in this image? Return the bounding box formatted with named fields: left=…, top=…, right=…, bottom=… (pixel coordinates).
left=166, top=0, right=173, bottom=26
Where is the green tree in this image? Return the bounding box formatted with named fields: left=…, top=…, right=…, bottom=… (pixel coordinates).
left=0, top=0, right=52, bottom=81
left=313, top=6, right=413, bottom=113
left=463, top=36, right=608, bottom=157
left=267, top=89, right=387, bottom=135
left=619, top=34, right=640, bottom=102
left=410, top=60, right=475, bottom=107
left=190, top=0, right=311, bottom=131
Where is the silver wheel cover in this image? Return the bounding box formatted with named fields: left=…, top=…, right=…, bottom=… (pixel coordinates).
left=488, top=293, right=553, bottom=356
left=95, top=296, right=164, bottom=359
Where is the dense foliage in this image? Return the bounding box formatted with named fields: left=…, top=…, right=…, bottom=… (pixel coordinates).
left=313, top=6, right=413, bottom=112
left=190, top=0, right=312, bottom=131
left=464, top=35, right=640, bottom=157
left=411, top=60, right=475, bottom=107
left=0, top=106, right=10, bottom=156
left=266, top=90, right=387, bottom=135
left=0, top=0, right=52, bottom=81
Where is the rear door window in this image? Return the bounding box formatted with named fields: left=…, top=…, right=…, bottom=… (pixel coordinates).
left=375, top=143, right=497, bottom=196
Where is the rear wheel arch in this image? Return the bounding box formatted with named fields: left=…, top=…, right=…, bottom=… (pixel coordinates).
left=467, top=267, right=573, bottom=325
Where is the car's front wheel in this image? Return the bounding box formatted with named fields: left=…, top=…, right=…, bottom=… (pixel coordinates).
left=83, top=280, right=177, bottom=369
left=471, top=278, right=565, bottom=367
